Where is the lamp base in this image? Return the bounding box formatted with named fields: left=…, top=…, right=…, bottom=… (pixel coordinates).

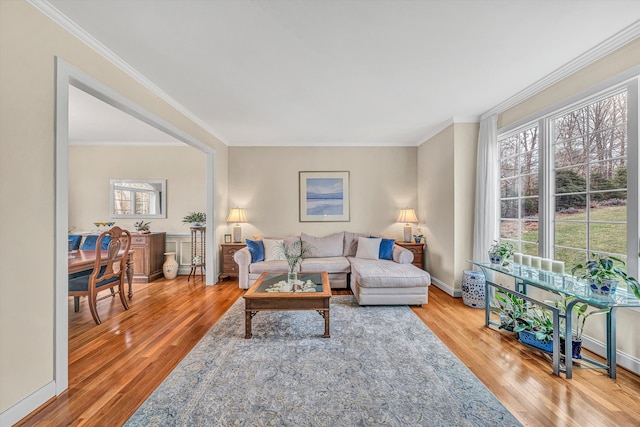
left=233, top=225, right=242, bottom=243
left=403, top=225, right=412, bottom=243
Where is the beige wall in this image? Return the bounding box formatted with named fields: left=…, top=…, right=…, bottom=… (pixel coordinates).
left=69, top=146, right=206, bottom=233
left=0, top=1, right=227, bottom=414
left=417, top=123, right=478, bottom=294
left=228, top=146, right=417, bottom=240
left=498, top=39, right=640, bottom=362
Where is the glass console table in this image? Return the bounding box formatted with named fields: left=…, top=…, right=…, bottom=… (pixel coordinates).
left=471, top=261, right=640, bottom=379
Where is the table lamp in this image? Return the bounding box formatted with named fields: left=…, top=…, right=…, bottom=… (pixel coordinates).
left=397, top=208, right=418, bottom=243
left=227, top=207, right=248, bottom=243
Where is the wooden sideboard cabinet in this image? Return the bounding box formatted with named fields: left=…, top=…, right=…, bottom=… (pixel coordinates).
left=130, top=232, right=166, bottom=283
left=395, top=241, right=425, bottom=270
left=220, top=243, right=247, bottom=280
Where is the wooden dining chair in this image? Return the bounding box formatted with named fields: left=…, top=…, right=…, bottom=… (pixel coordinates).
left=68, top=226, right=132, bottom=325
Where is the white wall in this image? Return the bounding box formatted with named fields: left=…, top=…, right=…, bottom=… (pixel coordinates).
left=69, top=145, right=206, bottom=233
left=0, top=0, right=227, bottom=417
left=228, top=146, right=418, bottom=239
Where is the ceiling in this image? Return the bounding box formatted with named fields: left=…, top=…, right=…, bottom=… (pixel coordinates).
left=48, top=0, right=640, bottom=147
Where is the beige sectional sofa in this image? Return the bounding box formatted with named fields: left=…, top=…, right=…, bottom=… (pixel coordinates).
left=233, top=231, right=431, bottom=305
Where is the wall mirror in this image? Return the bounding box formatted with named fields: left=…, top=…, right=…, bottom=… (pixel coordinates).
left=110, top=179, right=167, bottom=218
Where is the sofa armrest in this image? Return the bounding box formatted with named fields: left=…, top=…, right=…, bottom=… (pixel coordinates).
left=233, top=247, right=252, bottom=289
left=392, top=244, right=414, bottom=264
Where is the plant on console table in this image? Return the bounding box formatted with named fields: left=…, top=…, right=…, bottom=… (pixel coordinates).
left=491, top=290, right=528, bottom=333
left=571, top=253, right=640, bottom=298
left=275, top=240, right=315, bottom=286
left=488, top=240, right=515, bottom=267
left=513, top=306, right=555, bottom=353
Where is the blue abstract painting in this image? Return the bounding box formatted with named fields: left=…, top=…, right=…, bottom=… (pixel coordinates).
left=299, top=171, right=350, bottom=222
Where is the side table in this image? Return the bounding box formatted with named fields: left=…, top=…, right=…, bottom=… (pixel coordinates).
left=395, top=241, right=424, bottom=269
left=220, top=243, right=247, bottom=281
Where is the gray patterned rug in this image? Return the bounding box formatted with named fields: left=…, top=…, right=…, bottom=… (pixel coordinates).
left=126, top=296, right=521, bottom=426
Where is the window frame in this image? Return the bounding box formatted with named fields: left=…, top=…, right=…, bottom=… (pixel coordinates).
left=497, top=77, right=639, bottom=279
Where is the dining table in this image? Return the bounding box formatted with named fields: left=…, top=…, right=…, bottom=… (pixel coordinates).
left=68, top=249, right=135, bottom=299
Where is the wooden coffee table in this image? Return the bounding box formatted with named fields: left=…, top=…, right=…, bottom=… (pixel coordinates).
left=243, top=272, right=331, bottom=339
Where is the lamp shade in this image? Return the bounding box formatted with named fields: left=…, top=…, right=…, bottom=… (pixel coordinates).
left=226, top=208, right=247, bottom=224
left=396, top=209, right=418, bottom=224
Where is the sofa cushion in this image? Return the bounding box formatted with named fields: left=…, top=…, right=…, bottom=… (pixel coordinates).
left=301, top=232, right=344, bottom=257
left=355, top=237, right=381, bottom=260
left=343, top=231, right=368, bottom=257
left=249, top=260, right=294, bottom=274
left=245, top=239, right=264, bottom=263
left=301, top=256, right=351, bottom=274
left=263, top=239, right=285, bottom=261
left=350, top=257, right=430, bottom=288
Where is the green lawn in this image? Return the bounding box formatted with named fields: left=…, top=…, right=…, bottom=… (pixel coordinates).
left=521, top=205, right=627, bottom=270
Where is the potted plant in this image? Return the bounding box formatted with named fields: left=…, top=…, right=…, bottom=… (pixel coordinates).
left=514, top=307, right=555, bottom=353
left=490, top=290, right=528, bottom=333
left=547, top=293, right=609, bottom=359
left=488, top=240, right=515, bottom=266
left=182, top=211, right=206, bottom=227
left=275, top=240, right=315, bottom=286
left=413, top=227, right=424, bottom=244
left=572, top=253, right=640, bottom=297
left=134, top=221, right=150, bottom=233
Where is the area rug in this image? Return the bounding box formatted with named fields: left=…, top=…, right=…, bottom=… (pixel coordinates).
left=126, top=296, right=521, bottom=426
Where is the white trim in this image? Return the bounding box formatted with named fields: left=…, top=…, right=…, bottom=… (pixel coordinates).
left=0, top=382, right=56, bottom=427
left=431, top=276, right=461, bottom=297
left=69, top=140, right=187, bottom=147
left=416, top=116, right=481, bottom=146
left=27, top=0, right=229, bottom=146
left=581, top=335, right=640, bottom=376
left=482, top=20, right=640, bottom=120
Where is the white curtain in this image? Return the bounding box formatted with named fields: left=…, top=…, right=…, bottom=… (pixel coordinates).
left=472, top=115, right=499, bottom=264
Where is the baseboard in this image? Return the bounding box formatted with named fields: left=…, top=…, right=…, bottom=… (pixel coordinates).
left=581, top=335, right=640, bottom=376
left=431, top=277, right=461, bottom=297
left=0, top=381, right=55, bottom=427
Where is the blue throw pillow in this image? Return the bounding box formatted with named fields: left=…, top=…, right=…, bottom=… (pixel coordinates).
left=371, top=236, right=395, bottom=260
left=246, top=239, right=264, bottom=263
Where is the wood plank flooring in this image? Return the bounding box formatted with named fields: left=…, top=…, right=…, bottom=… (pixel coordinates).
left=16, top=277, right=640, bottom=426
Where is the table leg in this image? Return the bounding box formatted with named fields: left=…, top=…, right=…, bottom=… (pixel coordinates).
left=323, top=309, right=330, bottom=338
left=245, top=310, right=253, bottom=339
left=126, top=256, right=134, bottom=299
left=607, top=308, right=617, bottom=379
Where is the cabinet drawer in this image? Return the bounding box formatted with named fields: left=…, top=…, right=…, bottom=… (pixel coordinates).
left=131, top=235, right=148, bottom=245
left=223, top=254, right=237, bottom=264
left=223, top=262, right=239, bottom=273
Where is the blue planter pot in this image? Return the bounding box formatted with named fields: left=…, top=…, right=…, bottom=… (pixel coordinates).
left=518, top=330, right=553, bottom=353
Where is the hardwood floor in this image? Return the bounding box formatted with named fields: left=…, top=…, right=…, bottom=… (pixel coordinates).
left=17, top=277, right=640, bottom=426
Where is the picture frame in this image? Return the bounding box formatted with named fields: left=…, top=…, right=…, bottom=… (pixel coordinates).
left=224, top=234, right=232, bottom=243
left=299, top=171, right=350, bottom=222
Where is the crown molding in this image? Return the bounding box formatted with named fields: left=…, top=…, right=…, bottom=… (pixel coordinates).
left=482, top=20, right=640, bottom=120
left=27, top=0, right=229, bottom=145
left=415, top=116, right=480, bottom=145
left=69, top=140, right=187, bottom=147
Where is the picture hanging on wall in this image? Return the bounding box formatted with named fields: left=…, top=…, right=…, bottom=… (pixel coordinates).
left=299, top=171, right=350, bottom=222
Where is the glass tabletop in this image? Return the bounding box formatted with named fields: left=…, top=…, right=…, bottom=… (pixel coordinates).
left=471, top=261, right=640, bottom=308
left=253, top=273, right=325, bottom=294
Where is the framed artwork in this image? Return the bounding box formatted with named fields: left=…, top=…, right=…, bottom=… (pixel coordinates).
left=299, top=171, right=350, bottom=222
left=224, top=234, right=232, bottom=243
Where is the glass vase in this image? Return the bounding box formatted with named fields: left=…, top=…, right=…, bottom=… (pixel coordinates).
left=287, top=271, right=297, bottom=284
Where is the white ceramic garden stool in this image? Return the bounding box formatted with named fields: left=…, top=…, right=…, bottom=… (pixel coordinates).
left=461, top=270, right=486, bottom=309
left=163, top=252, right=179, bottom=280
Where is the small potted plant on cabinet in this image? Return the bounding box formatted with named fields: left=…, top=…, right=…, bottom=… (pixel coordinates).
left=134, top=221, right=150, bottom=233
left=572, top=253, right=640, bottom=297
left=182, top=211, right=206, bottom=227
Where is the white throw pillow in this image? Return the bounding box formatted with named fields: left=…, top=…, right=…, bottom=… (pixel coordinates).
left=263, top=239, right=285, bottom=261
left=355, top=237, right=381, bottom=260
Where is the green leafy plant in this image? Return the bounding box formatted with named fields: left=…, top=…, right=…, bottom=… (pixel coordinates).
left=514, top=307, right=555, bottom=342
left=571, top=253, right=640, bottom=298
left=182, top=211, right=206, bottom=224
left=490, top=290, right=528, bottom=332
left=488, top=240, right=515, bottom=259
left=547, top=293, right=609, bottom=341
left=275, top=240, right=315, bottom=274
left=133, top=221, right=150, bottom=232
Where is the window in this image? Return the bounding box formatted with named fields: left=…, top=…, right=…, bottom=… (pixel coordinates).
left=499, top=125, right=539, bottom=256
left=498, top=81, right=638, bottom=282
left=110, top=179, right=167, bottom=218
left=553, top=91, right=628, bottom=268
